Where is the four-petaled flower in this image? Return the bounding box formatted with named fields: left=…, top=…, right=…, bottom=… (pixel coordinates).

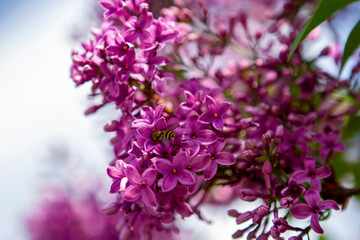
left=198, top=95, right=231, bottom=131
left=317, top=130, right=346, bottom=159
left=291, top=157, right=331, bottom=191
left=154, top=152, right=195, bottom=192
left=291, top=189, right=339, bottom=234
left=123, top=165, right=158, bottom=207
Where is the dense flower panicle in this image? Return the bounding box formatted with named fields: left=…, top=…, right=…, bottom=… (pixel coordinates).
left=70, top=0, right=360, bottom=239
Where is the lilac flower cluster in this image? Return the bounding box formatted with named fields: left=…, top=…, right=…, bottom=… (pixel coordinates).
left=70, top=0, right=360, bottom=239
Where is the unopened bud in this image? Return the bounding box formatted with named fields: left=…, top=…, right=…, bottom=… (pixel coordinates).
left=262, top=134, right=271, bottom=149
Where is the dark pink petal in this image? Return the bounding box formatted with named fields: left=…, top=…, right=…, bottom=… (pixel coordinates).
left=291, top=170, right=309, bottom=183
left=176, top=202, right=193, bottom=217
left=320, top=147, right=331, bottom=159
left=154, top=105, right=165, bottom=119
left=107, top=166, right=124, bottom=179
left=152, top=56, right=170, bottom=66
left=218, top=102, right=231, bottom=115
left=162, top=174, right=177, bottom=192
left=319, top=200, right=339, bottom=211
left=196, top=130, right=217, bottom=145
left=304, top=157, right=315, bottom=172
left=208, top=138, right=226, bottom=154
left=140, top=30, right=153, bottom=44
left=236, top=211, right=252, bottom=224
left=184, top=91, right=195, bottom=103
left=305, top=189, right=320, bottom=208
left=110, top=179, right=121, bottom=193
left=190, top=154, right=211, bottom=172
left=213, top=117, right=224, bottom=131
left=137, top=126, right=153, bottom=139
left=177, top=169, right=195, bottom=185
left=315, top=166, right=331, bottom=179
left=142, top=168, right=157, bottom=186
left=125, top=165, right=141, bottom=184
left=140, top=106, right=154, bottom=121
left=216, top=152, right=236, bottom=165
left=204, top=161, right=218, bottom=180
left=141, top=187, right=157, bottom=207
left=290, top=204, right=313, bottom=219
left=154, top=117, right=167, bottom=130
left=205, top=95, right=217, bottom=113
left=329, top=130, right=341, bottom=141
left=310, top=214, right=323, bottom=234
left=173, top=152, right=188, bottom=169
left=154, top=159, right=173, bottom=174
left=334, top=142, right=346, bottom=152
left=310, top=178, right=321, bottom=191
left=144, top=139, right=155, bottom=151
left=124, top=185, right=141, bottom=202
left=198, top=112, right=214, bottom=124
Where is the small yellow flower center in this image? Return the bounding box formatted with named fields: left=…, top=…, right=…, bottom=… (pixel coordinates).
left=172, top=169, right=177, bottom=174
left=136, top=28, right=141, bottom=33
left=141, top=181, right=146, bottom=185
left=125, top=65, right=129, bottom=70
left=211, top=155, right=216, bottom=160
left=214, top=113, right=218, bottom=118
left=123, top=45, right=128, bottom=50
left=191, top=134, right=196, bottom=139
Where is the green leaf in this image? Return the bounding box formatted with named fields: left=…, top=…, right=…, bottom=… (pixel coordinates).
left=288, top=0, right=359, bottom=60
left=342, top=115, right=360, bottom=140
left=340, top=20, right=360, bottom=74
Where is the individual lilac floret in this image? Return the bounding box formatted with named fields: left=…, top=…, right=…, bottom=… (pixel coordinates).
left=106, top=32, right=131, bottom=58
left=132, top=105, right=165, bottom=128
left=198, top=95, right=231, bottom=131
left=124, top=3, right=154, bottom=44
left=154, top=152, right=194, bottom=192
left=204, top=138, right=236, bottom=180
left=98, top=0, right=123, bottom=20
left=291, top=189, right=340, bottom=234
left=107, top=160, right=126, bottom=193
left=112, top=48, right=142, bottom=82
left=137, top=117, right=167, bottom=151
left=124, top=165, right=158, bottom=207
left=291, top=157, right=331, bottom=191
left=281, top=179, right=306, bottom=200
left=317, top=130, right=346, bottom=159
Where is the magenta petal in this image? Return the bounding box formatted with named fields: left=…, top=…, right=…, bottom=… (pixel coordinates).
left=162, top=174, right=177, bottom=192
left=320, top=147, right=331, bottom=159
left=177, top=170, right=194, bottom=185
left=173, top=152, right=188, bottom=169
left=310, top=178, right=321, bottom=191
left=154, top=105, right=165, bottom=119
left=176, top=202, right=193, bottom=217
left=291, top=170, right=309, bottom=183
left=144, top=140, right=155, bottom=151
left=305, top=189, right=320, bottom=208
left=290, top=204, right=313, bottom=219
left=154, top=159, right=173, bottom=174
left=205, top=95, right=217, bottom=113
left=141, top=187, right=157, bottom=207
left=304, top=157, right=316, bottom=171
left=204, top=161, right=218, bottom=180
left=333, top=142, right=346, bottom=152
left=125, top=165, right=141, bottom=184
left=142, top=168, right=157, bottom=186
left=196, top=130, right=217, bottom=145
left=124, top=185, right=141, bottom=202
left=154, top=117, right=167, bottom=130
left=310, top=214, right=323, bottom=234
left=107, top=166, right=124, bottom=179
left=110, top=179, right=121, bottom=193
left=218, top=102, right=231, bottom=115
left=198, top=112, right=214, bottom=124
left=213, top=117, right=224, bottom=131
left=137, top=126, right=153, bottom=139
left=319, top=200, right=340, bottom=211
left=140, top=106, right=154, bottom=121
left=208, top=138, right=226, bottom=154
left=216, top=152, right=236, bottom=165
left=315, top=166, right=331, bottom=179
left=191, top=154, right=211, bottom=172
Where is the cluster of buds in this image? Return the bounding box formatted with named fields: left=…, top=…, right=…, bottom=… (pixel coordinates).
left=70, top=0, right=360, bottom=239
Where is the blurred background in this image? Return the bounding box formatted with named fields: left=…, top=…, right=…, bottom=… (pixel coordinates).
left=0, top=0, right=360, bottom=239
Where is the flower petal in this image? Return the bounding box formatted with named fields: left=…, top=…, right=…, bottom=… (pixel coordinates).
left=173, top=152, right=188, bottom=169
left=198, top=112, right=214, bottom=124
left=319, top=200, right=340, bottom=211
left=205, top=95, right=217, bottom=113
left=162, top=174, right=177, bottom=192
left=305, top=189, right=320, bottom=208
left=142, top=168, right=157, bottom=186
left=141, top=187, right=157, bottom=207
left=208, top=138, right=226, bottom=154
left=304, top=157, right=316, bottom=172
left=310, top=214, right=323, bottom=234
left=196, top=130, right=217, bottom=145
left=218, top=102, right=231, bottom=116
left=190, top=154, right=211, bottom=172
left=176, top=202, right=193, bottom=217
left=290, top=204, right=313, bottom=219
left=124, top=185, right=141, bottom=202
left=315, top=166, right=331, bottom=179
left=107, top=166, right=124, bottom=179
left=204, top=161, right=218, bottom=180
left=125, top=165, right=142, bottom=184
left=333, top=142, right=346, bottom=152
left=216, top=152, right=236, bottom=165
left=177, top=169, right=195, bottom=185
left=213, top=117, right=224, bottom=131
left=154, top=159, right=173, bottom=175
left=291, top=170, right=309, bottom=183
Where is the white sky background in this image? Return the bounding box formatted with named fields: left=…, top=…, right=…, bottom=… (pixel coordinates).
left=0, top=0, right=359, bottom=240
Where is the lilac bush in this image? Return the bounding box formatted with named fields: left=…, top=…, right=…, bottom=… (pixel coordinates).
left=69, top=0, right=360, bottom=239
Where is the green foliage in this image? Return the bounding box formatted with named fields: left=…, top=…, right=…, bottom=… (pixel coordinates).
left=340, top=20, right=360, bottom=74
left=342, top=115, right=360, bottom=140
left=288, top=0, right=359, bottom=60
